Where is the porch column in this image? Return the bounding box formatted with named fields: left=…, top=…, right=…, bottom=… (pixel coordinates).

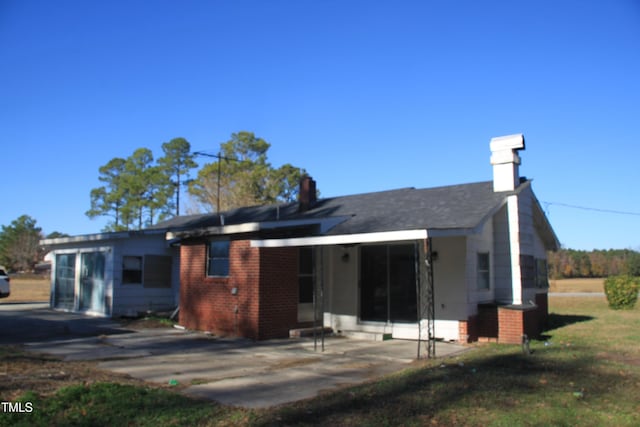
left=507, top=195, right=523, bottom=305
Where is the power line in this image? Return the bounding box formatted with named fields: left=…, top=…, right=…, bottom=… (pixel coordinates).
left=543, top=201, right=640, bottom=217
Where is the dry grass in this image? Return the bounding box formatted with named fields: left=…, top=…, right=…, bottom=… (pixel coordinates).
left=549, top=277, right=604, bottom=293
left=0, top=346, right=151, bottom=402
left=2, top=277, right=50, bottom=303
left=0, top=276, right=51, bottom=304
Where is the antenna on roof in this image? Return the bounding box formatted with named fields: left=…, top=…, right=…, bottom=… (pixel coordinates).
left=193, top=150, right=239, bottom=213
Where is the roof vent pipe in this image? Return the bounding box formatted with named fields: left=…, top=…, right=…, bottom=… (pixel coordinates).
left=490, top=134, right=526, bottom=192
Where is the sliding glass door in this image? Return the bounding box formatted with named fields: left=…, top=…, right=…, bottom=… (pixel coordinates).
left=54, top=254, right=76, bottom=310
left=79, top=252, right=106, bottom=313
left=360, top=244, right=417, bottom=323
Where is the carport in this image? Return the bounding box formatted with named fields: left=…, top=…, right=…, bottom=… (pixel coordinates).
left=251, top=231, right=438, bottom=359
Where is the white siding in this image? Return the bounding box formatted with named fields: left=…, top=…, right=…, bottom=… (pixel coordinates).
left=431, top=236, right=467, bottom=321
left=518, top=186, right=536, bottom=256
left=493, top=204, right=513, bottom=303
left=466, top=219, right=494, bottom=311
left=111, top=235, right=179, bottom=316
left=325, top=245, right=358, bottom=317
left=47, top=233, right=179, bottom=318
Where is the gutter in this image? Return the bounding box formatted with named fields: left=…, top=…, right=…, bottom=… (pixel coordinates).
left=250, top=229, right=429, bottom=248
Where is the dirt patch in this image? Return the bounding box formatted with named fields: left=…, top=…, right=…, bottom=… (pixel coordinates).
left=0, top=345, right=158, bottom=401
left=596, top=351, right=640, bottom=366
left=268, top=357, right=323, bottom=370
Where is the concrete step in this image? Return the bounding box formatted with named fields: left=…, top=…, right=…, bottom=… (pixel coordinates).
left=339, top=330, right=393, bottom=341
left=289, top=326, right=333, bottom=338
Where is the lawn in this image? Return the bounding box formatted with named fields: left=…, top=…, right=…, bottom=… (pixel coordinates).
left=2, top=295, right=639, bottom=426
left=549, top=277, right=604, bottom=293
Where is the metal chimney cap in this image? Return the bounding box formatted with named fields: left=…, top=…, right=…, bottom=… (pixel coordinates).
left=490, top=134, right=525, bottom=152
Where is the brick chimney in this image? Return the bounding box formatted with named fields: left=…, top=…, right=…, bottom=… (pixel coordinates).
left=299, top=175, right=317, bottom=212
left=490, top=134, right=526, bottom=192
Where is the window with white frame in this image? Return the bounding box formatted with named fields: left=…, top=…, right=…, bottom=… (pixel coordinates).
left=477, top=252, right=490, bottom=290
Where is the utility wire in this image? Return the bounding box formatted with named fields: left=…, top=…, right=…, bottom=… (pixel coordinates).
left=543, top=201, right=640, bottom=217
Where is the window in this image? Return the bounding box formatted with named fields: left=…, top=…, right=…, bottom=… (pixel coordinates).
left=298, top=247, right=314, bottom=304
left=144, top=255, right=172, bottom=288
left=477, top=252, right=490, bottom=290
left=536, top=259, right=549, bottom=288
left=207, top=240, right=230, bottom=277
left=123, top=256, right=143, bottom=284
left=521, top=255, right=536, bottom=288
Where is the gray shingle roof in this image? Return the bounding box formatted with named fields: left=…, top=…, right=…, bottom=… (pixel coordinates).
left=151, top=180, right=516, bottom=236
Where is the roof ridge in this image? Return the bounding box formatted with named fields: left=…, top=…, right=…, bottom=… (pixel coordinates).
left=320, top=180, right=494, bottom=202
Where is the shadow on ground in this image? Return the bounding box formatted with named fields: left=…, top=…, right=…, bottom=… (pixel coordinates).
left=545, top=313, right=594, bottom=332
left=253, top=344, right=627, bottom=426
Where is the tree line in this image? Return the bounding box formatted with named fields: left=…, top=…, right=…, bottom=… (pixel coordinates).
left=547, top=248, right=640, bottom=279
left=0, top=215, right=66, bottom=272
left=87, top=131, right=309, bottom=231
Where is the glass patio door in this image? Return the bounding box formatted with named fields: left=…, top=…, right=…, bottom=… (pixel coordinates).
left=360, top=244, right=418, bottom=323
left=54, top=254, right=76, bottom=310
left=79, top=252, right=106, bottom=313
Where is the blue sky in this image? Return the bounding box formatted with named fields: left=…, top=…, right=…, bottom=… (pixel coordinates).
left=1, top=0, right=639, bottom=250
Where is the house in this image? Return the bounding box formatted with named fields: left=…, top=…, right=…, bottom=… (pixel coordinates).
left=153, top=134, right=559, bottom=344
left=40, top=230, right=179, bottom=317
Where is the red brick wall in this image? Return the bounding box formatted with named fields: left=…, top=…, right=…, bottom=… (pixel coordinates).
left=497, top=306, right=525, bottom=344
left=459, top=316, right=476, bottom=343
left=477, top=304, right=499, bottom=340
left=180, top=240, right=260, bottom=338
left=463, top=294, right=548, bottom=345
left=179, top=240, right=298, bottom=340
left=257, top=247, right=298, bottom=339
left=497, top=295, right=548, bottom=344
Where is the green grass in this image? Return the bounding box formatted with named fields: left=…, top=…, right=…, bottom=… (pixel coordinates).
left=0, top=383, right=253, bottom=427
left=3, top=296, right=639, bottom=426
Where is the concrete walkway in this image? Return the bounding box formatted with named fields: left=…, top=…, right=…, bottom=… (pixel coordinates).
left=25, top=327, right=468, bottom=408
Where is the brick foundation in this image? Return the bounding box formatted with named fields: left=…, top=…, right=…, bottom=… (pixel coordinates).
left=463, top=293, right=549, bottom=344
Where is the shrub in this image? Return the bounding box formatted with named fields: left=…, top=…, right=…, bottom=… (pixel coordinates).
left=604, top=275, right=639, bottom=310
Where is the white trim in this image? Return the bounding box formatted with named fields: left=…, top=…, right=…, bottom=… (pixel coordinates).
left=40, top=229, right=167, bottom=246
left=251, top=229, right=428, bottom=248
left=507, top=195, right=523, bottom=305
